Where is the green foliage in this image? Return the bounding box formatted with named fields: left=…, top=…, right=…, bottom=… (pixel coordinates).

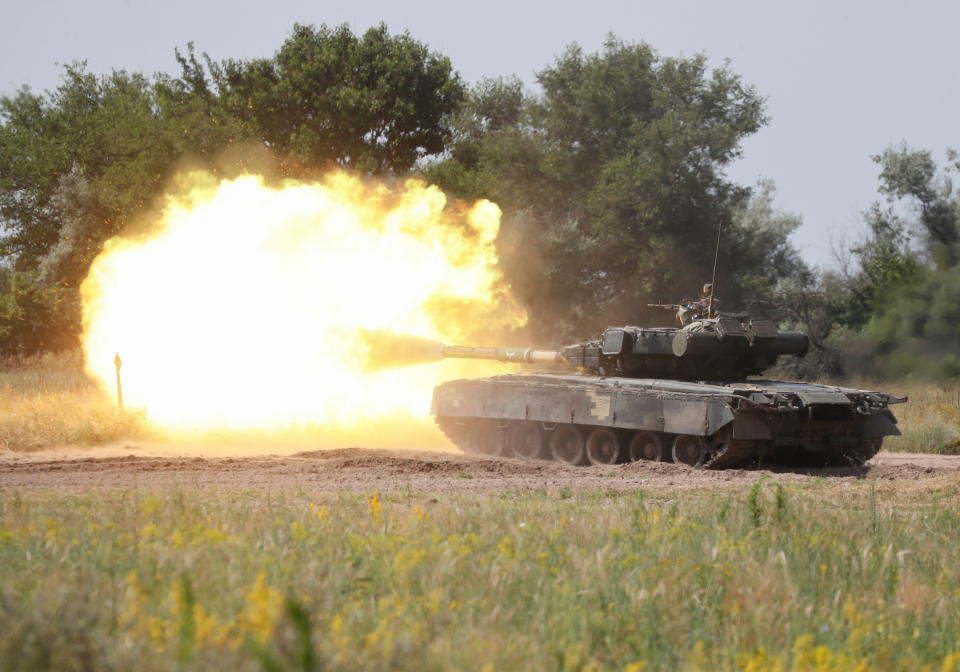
left=178, top=575, right=197, bottom=663
left=773, top=481, right=786, bottom=520
left=426, top=37, right=781, bottom=340
left=821, top=145, right=960, bottom=380
left=845, top=265, right=960, bottom=379
left=755, top=143, right=960, bottom=382
left=874, top=144, right=960, bottom=265
left=727, top=179, right=808, bottom=318
left=0, top=66, right=171, bottom=270
left=249, top=600, right=316, bottom=672
left=843, top=203, right=924, bottom=329
left=0, top=271, right=78, bottom=355
left=209, top=23, right=464, bottom=175
left=747, top=478, right=764, bottom=527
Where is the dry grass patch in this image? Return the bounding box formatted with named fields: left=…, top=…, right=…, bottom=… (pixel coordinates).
left=0, top=351, right=150, bottom=451
left=873, top=380, right=960, bottom=454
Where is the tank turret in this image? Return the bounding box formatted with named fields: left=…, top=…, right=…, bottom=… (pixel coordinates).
left=442, top=318, right=809, bottom=381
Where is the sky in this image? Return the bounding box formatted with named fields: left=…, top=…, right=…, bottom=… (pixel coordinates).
left=2, top=0, right=958, bottom=268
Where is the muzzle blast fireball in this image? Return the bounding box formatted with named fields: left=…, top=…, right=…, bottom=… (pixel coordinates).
left=81, top=171, right=526, bottom=441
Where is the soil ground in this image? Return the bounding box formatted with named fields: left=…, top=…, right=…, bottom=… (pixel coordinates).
left=1, top=444, right=957, bottom=493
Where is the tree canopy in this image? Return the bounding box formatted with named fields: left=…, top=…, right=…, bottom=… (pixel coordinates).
left=208, top=23, right=464, bottom=174
left=426, top=38, right=781, bottom=339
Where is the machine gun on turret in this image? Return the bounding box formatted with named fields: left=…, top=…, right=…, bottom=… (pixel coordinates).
left=647, top=283, right=719, bottom=326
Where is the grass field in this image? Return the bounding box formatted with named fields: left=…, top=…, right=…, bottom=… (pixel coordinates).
left=3, top=480, right=960, bottom=671
left=4, top=353, right=960, bottom=670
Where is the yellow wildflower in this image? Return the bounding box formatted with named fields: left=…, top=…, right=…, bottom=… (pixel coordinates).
left=369, top=494, right=382, bottom=521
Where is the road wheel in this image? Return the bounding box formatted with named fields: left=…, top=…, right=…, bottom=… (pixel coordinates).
left=586, top=427, right=623, bottom=465
left=629, top=431, right=664, bottom=462
left=550, top=425, right=588, bottom=466
left=469, top=421, right=509, bottom=457
left=509, top=422, right=546, bottom=460
left=672, top=435, right=707, bottom=468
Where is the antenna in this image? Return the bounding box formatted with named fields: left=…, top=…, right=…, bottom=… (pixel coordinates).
left=707, top=219, right=722, bottom=318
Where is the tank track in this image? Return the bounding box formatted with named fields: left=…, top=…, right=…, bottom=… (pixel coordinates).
left=435, top=417, right=881, bottom=470
left=435, top=416, right=472, bottom=449
left=435, top=416, right=759, bottom=469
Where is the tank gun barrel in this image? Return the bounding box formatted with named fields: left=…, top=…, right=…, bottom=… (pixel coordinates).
left=442, top=346, right=567, bottom=365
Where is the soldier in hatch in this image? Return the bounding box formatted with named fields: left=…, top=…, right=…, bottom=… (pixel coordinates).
left=648, top=283, right=718, bottom=326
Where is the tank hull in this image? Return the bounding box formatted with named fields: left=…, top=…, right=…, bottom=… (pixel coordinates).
left=432, top=373, right=904, bottom=468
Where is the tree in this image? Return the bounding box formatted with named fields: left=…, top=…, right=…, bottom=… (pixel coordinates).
left=726, top=180, right=808, bottom=319
left=0, top=270, right=77, bottom=355
left=0, top=66, right=178, bottom=274
left=0, top=60, right=256, bottom=277
left=208, top=23, right=465, bottom=175
left=426, top=37, right=776, bottom=341
left=826, top=146, right=960, bottom=379
left=841, top=202, right=923, bottom=329
left=772, top=269, right=851, bottom=379
left=873, top=144, right=960, bottom=267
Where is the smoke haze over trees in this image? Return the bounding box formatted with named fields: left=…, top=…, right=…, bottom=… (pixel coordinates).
left=0, top=22, right=955, bottom=381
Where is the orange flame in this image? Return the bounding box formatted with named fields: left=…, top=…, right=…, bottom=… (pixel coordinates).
left=80, top=170, right=525, bottom=442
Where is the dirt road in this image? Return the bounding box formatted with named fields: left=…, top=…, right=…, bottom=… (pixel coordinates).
left=1, top=444, right=958, bottom=493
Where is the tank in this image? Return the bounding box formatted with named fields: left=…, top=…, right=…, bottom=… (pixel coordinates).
left=431, top=286, right=907, bottom=468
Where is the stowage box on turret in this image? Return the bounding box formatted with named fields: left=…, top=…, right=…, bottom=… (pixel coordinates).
left=431, top=286, right=906, bottom=468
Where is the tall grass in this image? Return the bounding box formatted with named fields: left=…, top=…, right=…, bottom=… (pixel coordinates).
left=2, top=481, right=960, bottom=671
left=880, top=380, right=960, bottom=454
left=0, top=351, right=150, bottom=450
